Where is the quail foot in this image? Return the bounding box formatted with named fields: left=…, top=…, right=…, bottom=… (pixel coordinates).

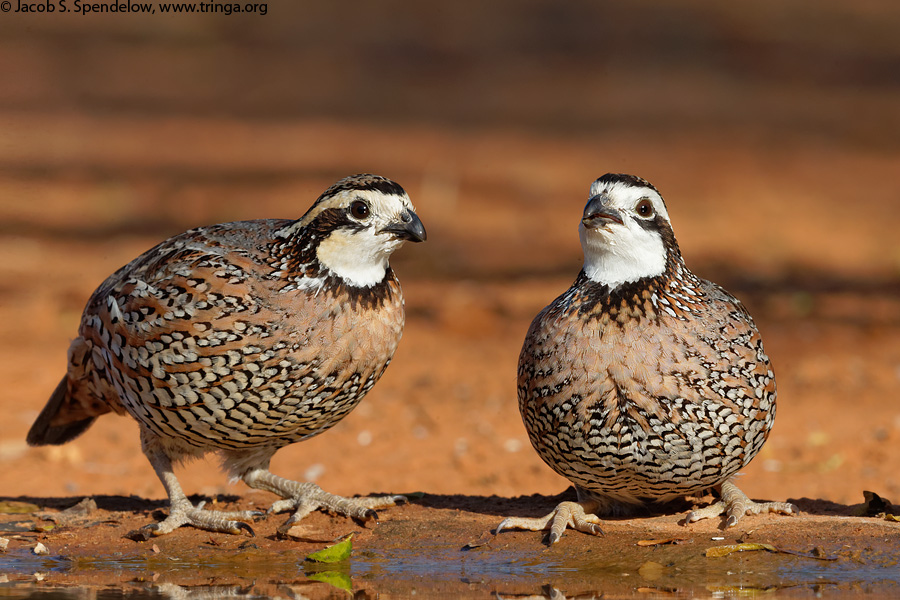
left=497, top=173, right=795, bottom=543
left=28, top=174, right=426, bottom=536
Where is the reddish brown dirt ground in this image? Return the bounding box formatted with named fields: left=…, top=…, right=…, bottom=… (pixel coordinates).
left=1, top=2, right=899, bottom=598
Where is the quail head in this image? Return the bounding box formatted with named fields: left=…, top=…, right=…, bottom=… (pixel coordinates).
left=497, top=173, right=795, bottom=544
left=28, top=174, right=426, bottom=537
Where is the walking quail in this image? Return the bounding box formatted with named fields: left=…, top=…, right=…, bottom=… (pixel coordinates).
left=497, top=173, right=795, bottom=543
left=27, top=174, right=426, bottom=536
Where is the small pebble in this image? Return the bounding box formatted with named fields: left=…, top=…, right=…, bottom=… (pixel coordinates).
left=304, top=463, right=325, bottom=482
left=0, top=538, right=9, bottom=552
left=33, top=542, right=49, bottom=556
left=503, top=438, right=523, bottom=453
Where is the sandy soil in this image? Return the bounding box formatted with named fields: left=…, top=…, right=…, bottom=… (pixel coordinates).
left=1, top=2, right=899, bottom=598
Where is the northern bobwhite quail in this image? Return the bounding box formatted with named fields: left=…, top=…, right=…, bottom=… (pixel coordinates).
left=497, top=173, right=795, bottom=543
left=28, top=174, right=426, bottom=537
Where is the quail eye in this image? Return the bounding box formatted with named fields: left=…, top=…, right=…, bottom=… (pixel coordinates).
left=349, top=200, right=370, bottom=220
left=635, top=198, right=655, bottom=218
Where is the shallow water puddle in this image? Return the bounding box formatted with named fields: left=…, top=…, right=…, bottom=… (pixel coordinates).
left=1, top=534, right=899, bottom=599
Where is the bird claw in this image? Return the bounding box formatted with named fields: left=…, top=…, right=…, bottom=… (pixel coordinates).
left=684, top=502, right=725, bottom=524
left=494, top=520, right=509, bottom=536
left=495, top=500, right=602, bottom=544
left=233, top=521, right=256, bottom=537
left=267, top=499, right=292, bottom=515
left=132, top=501, right=264, bottom=538
left=685, top=480, right=798, bottom=527
left=361, top=509, right=378, bottom=522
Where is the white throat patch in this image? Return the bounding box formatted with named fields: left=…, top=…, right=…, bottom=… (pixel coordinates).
left=316, top=227, right=403, bottom=287
left=580, top=223, right=666, bottom=289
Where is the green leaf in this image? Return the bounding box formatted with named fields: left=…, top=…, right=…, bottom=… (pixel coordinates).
left=307, top=569, right=353, bottom=593
left=305, top=533, right=353, bottom=563
left=0, top=502, right=39, bottom=514
left=706, top=542, right=837, bottom=561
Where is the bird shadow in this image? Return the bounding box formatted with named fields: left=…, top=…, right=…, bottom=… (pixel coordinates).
left=409, top=487, right=698, bottom=520
left=0, top=493, right=242, bottom=514
left=408, top=488, right=884, bottom=522
left=788, top=493, right=893, bottom=518
left=0, top=490, right=882, bottom=525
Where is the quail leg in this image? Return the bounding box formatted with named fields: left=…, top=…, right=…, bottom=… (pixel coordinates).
left=496, top=499, right=604, bottom=544
left=141, top=444, right=259, bottom=537
left=685, top=479, right=797, bottom=527
left=242, top=468, right=405, bottom=533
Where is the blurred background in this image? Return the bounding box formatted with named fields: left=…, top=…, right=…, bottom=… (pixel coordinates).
left=1, top=1, right=898, bottom=508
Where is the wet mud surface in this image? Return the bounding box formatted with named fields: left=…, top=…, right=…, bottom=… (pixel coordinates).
left=1, top=492, right=900, bottom=598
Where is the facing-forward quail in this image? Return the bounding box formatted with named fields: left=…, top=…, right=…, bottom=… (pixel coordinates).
left=497, top=173, right=795, bottom=543
left=28, top=174, right=426, bottom=536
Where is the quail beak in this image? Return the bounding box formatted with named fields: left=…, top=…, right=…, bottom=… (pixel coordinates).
left=582, top=194, right=624, bottom=229
left=381, top=209, right=427, bottom=243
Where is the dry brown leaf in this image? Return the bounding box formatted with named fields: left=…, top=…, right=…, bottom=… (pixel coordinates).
left=638, top=560, right=665, bottom=581
left=462, top=531, right=495, bottom=550
left=637, top=537, right=689, bottom=546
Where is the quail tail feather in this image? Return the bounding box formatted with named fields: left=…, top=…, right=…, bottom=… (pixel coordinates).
left=27, top=377, right=98, bottom=446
